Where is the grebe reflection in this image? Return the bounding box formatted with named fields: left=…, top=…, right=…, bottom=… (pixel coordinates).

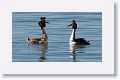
left=39, top=43, right=48, bottom=62
left=69, top=44, right=85, bottom=62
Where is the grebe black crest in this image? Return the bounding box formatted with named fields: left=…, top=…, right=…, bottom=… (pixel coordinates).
left=68, top=20, right=90, bottom=45
left=38, top=17, right=49, bottom=29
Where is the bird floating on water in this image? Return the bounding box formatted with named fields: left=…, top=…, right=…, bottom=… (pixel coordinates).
left=27, top=17, right=48, bottom=44
left=68, top=20, right=90, bottom=45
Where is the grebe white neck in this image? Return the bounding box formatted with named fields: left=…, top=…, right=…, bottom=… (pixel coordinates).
left=41, top=28, right=48, bottom=42
left=41, top=28, right=47, bottom=34
left=69, top=29, right=76, bottom=43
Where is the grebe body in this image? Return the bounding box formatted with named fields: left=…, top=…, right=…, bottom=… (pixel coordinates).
left=27, top=27, right=48, bottom=44
left=68, top=20, right=90, bottom=45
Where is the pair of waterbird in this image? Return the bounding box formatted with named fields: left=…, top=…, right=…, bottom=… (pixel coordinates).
left=27, top=17, right=90, bottom=45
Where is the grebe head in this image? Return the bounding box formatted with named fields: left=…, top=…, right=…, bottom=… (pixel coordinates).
left=39, top=17, right=47, bottom=29
left=40, top=17, right=46, bottom=20
left=72, top=20, right=76, bottom=23
left=68, top=20, right=77, bottom=29
left=42, top=17, right=46, bottom=19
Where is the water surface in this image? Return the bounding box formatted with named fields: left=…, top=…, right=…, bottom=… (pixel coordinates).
left=12, top=12, right=102, bottom=62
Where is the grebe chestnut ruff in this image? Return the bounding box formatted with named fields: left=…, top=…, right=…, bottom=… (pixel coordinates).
left=68, top=20, right=90, bottom=45
left=27, top=17, right=48, bottom=44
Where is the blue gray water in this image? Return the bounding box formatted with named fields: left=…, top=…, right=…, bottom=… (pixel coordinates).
left=12, top=12, right=102, bottom=62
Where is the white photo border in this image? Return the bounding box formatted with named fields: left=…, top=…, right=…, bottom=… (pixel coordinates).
left=0, top=0, right=114, bottom=74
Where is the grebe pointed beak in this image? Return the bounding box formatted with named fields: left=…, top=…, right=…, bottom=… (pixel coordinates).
left=67, top=26, right=72, bottom=29
left=67, top=25, right=71, bottom=27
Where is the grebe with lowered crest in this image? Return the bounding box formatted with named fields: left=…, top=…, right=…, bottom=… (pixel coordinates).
left=68, top=20, right=90, bottom=45
left=27, top=17, right=48, bottom=44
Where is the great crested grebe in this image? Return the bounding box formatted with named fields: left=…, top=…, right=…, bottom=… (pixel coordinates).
left=68, top=20, right=90, bottom=45
left=27, top=17, right=48, bottom=44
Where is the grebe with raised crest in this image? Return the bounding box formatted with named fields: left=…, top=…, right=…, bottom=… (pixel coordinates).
left=27, top=17, right=48, bottom=44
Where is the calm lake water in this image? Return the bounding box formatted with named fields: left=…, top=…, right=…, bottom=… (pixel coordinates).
left=12, top=12, right=102, bottom=62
